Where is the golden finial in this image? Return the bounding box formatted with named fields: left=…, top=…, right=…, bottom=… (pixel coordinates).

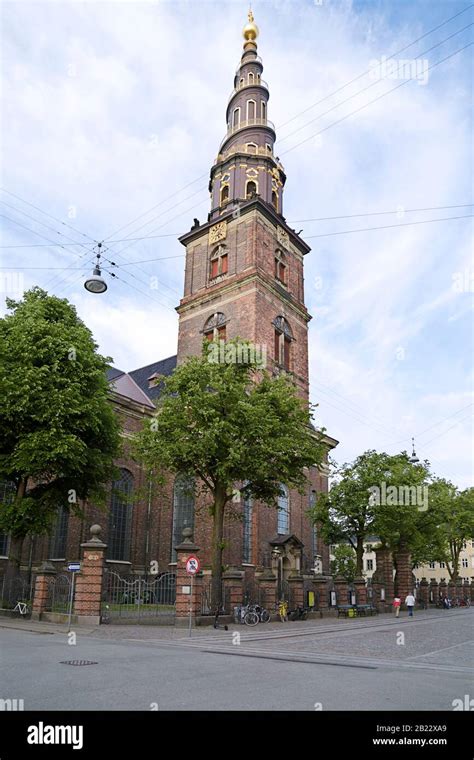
left=243, top=8, right=259, bottom=42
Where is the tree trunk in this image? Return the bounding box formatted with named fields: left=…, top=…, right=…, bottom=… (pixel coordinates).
left=355, top=538, right=364, bottom=576
left=210, top=484, right=227, bottom=611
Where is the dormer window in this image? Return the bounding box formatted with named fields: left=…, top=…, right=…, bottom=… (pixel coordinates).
left=147, top=372, right=160, bottom=389
left=275, top=249, right=287, bottom=285
left=210, top=245, right=228, bottom=279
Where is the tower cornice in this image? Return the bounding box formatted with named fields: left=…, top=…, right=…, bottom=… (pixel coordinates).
left=179, top=197, right=311, bottom=256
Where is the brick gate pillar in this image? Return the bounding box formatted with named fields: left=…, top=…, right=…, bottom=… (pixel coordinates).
left=312, top=575, right=331, bottom=610
left=396, top=548, right=412, bottom=605
left=74, top=524, right=107, bottom=626
left=418, top=577, right=429, bottom=608
left=353, top=576, right=367, bottom=605
left=222, top=566, right=244, bottom=611
left=287, top=575, right=304, bottom=608
left=429, top=579, right=439, bottom=606
left=175, top=527, right=202, bottom=628
left=455, top=577, right=463, bottom=602
left=31, top=562, right=56, bottom=620
left=334, top=576, right=349, bottom=606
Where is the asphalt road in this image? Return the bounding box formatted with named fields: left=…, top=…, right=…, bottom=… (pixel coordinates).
left=0, top=609, right=472, bottom=711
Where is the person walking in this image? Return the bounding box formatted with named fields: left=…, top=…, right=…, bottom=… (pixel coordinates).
left=393, top=596, right=401, bottom=617
left=405, top=592, right=416, bottom=617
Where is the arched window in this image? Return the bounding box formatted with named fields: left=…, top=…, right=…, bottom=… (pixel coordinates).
left=239, top=77, right=245, bottom=88
left=0, top=480, right=15, bottom=556
left=203, top=312, right=227, bottom=341
left=108, top=469, right=134, bottom=562
left=172, top=475, right=195, bottom=562
left=261, top=100, right=267, bottom=121
left=246, top=142, right=258, bottom=155
left=248, top=71, right=255, bottom=84
left=242, top=491, right=253, bottom=563
left=246, top=180, right=257, bottom=199
left=273, top=316, right=293, bottom=370
left=272, top=190, right=279, bottom=212
left=247, top=99, right=256, bottom=121
left=256, top=73, right=261, bottom=83
left=210, top=245, right=228, bottom=280
left=49, top=504, right=69, bottom=559
left=277, top=485, right=289, bottom=534
left=274, top=249, right=286, bottom=284
left=232, top=107, right=240, bottom=128
left=220, top=184, right=229, bottom=206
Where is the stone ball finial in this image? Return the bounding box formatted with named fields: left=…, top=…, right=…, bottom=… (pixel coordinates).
left=182, top=527, right=193, bottom=543
left=89, top=524, right=102, bottom=541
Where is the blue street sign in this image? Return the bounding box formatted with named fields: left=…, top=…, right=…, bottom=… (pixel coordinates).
left=68, top=563, right=81, bottom=572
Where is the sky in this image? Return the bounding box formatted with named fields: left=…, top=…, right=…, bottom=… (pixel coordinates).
left=0, top=0, right=472, bottom=487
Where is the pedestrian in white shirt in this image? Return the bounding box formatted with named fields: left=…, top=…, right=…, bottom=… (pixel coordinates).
left=405, top=592, right=416, bottom=617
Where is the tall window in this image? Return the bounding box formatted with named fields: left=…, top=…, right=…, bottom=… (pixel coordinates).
left=172, top=475, right=195, bottom=562
left=49, top=504, right=69, bottom=559
left=0, top=481, right=15, bottom=557
left=273, top=316, right=293, bottom=370
left=274, top=249, right=287, bottom=284
left=242, top=493, right=253, bottom=563
left=277, top=485, right=289, bottom=534
left=203, top=312, right=227, bottom=341
left=261, top=100, right=266, bottom=121
left=232, top=107, right=240, bottom=128
left=108, top=469, right=134, bottom=562
left=248, top=71, right=254, bottom=84
left=247, top=99, right=256, bottom=121
left=210, top=245, right=228, bottom=279
left=271, top=190, right=278, bottom=212
left=310, top=490, right=317, bottom=557
left=246, top=180, right=257, bottom=199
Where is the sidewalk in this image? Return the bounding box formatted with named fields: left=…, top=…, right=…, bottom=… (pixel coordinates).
left=0, top=606, right=466, bottom=641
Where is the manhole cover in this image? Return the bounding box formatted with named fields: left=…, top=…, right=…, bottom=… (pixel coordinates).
left=60, top=660, right=98, bottom=666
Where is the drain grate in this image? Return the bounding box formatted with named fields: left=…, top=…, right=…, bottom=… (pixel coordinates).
left=60, top=660, right=98, bottom=666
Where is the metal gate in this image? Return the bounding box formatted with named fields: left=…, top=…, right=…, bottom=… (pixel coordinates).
left=102, top=570, right=176, bottom=624
left=45, top=574, right=72, bottom=613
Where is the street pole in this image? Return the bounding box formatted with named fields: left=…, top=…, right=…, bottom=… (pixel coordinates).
left=188, top=572, right=193, bottom=638
left=67, top=572, right=76, bottom=633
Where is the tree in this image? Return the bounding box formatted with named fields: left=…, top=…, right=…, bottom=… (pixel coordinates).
left=330, top=544, right=356, bottom=583
left=427, top=480, right=474, bottom=583
left=310, top=450, right=431, bottom=579
left=0, top=288, right=121, bottom=587
left=136, top=339, right=325, bottom=608
left=310, top=451, right=386, bottom=576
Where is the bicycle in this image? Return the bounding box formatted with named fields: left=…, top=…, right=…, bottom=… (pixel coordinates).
left=278, top=599, right=289, bottom=622
left=13, top=600, right=31, bottom=617
left=253, top=603, right=271, bottom=623
left=238, top=604, right=259, bottom=626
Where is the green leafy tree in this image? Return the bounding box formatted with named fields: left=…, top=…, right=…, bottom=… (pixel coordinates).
left=427, top=480, right=474, bottom=583
left=330, top=544, right=356, bottom=582
left=310, top=450, right=431, bottom=580
left=136, top=339, right=325, bottom=607
left=0, top=288, right=121, bottom=584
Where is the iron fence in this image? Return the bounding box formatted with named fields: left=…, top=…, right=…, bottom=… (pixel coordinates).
left=0, top=573, right=36, bottom=608
left=45, top=574, right=71, bottom=613
left=200, top=580, right=230, bottom=616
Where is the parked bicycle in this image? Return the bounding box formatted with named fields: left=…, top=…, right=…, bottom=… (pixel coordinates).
left=288, top=605, right=308, bottom=621
left=236, top=603, right=270, bottom=626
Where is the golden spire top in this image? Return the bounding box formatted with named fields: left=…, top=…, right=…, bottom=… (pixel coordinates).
left=243, top=8, right=259, bottom=42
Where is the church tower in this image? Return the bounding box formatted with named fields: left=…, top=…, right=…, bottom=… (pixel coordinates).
left=177, top=11, right=312, bottom=401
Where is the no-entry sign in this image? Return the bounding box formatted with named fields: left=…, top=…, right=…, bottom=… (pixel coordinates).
left=185, top=555, right=200, bottom=575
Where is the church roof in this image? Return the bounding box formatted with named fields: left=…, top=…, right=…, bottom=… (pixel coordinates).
left=129, top=355, right=177, bottom=401
left=106, top=355, right=177, bottom=407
